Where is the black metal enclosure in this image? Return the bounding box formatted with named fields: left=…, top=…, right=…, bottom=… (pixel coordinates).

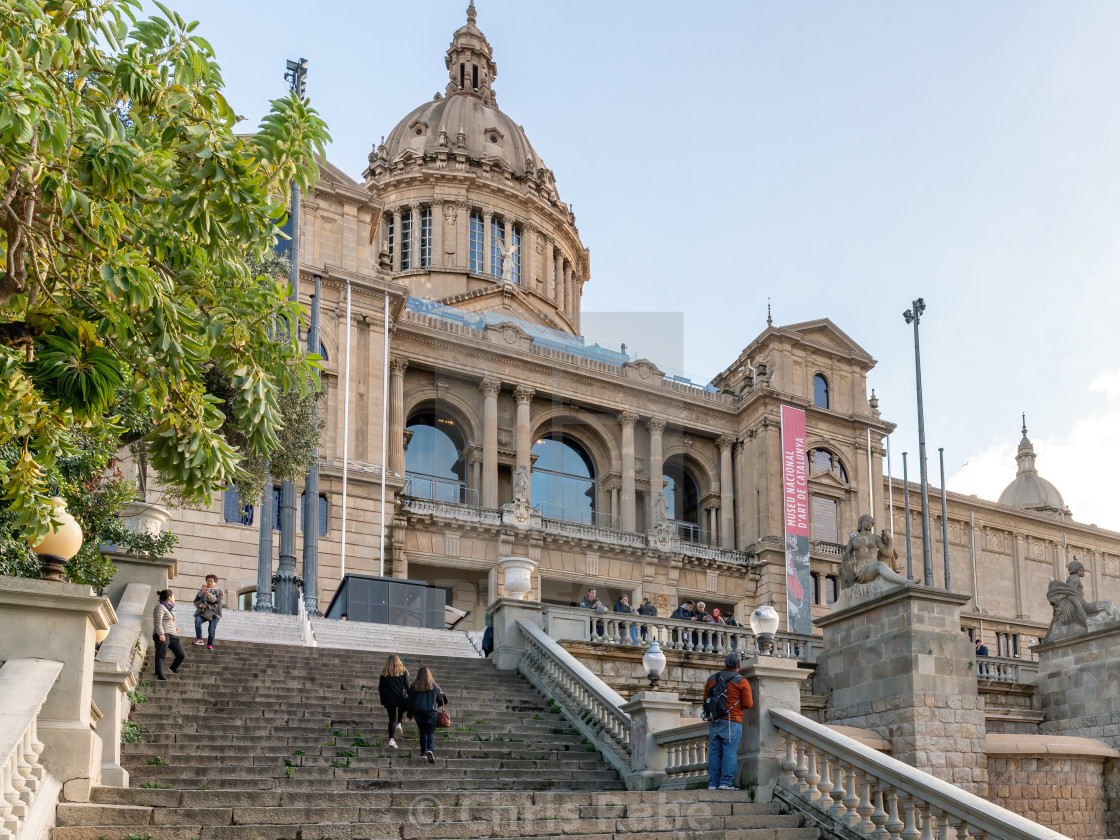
left=324, top=574, right=446, bottom=628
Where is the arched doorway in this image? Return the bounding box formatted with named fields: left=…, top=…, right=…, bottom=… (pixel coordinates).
left=405, top=411, right=468, bottom=503
left=531, top=434, right=598, bottom=525
left=663, top=460, right=702, bottom=543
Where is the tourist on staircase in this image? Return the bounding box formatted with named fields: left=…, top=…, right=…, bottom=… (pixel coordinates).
left=193, top=574, right=223, bottom=650
left=406, top=665, right=448, bottom=765
left=379, top=654, right=410, bottom=749
left=152, top=589, right=186, bottom=681
left=702, top=652, right=753, bottom=791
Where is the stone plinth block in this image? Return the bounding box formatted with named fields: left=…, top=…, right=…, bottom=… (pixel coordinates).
left=739, top=655, right=811, bottom=799
left=0, top=576, right=116, bottom=799
left=102, top=550, right=177, bottom=638
left=814, top=584, right=988, bottom=795
left=488, top=597, right=543, bottom=671
left=1036, top=622, right=1120, bottom=747
left=619, top=691, right=689, bottom=789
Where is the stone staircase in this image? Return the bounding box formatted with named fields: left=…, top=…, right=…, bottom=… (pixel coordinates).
left=311, top=618, right=482, bottom=658
left=54, top=641, right=819, bottom=840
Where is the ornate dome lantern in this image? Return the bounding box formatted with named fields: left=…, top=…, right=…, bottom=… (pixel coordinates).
left=997, top=415, right=1071, bottom=519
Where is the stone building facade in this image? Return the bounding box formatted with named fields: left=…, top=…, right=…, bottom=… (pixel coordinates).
left=147, top=2, right=1120, bottom=643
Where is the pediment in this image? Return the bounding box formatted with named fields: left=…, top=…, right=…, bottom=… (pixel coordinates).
left=783, top=319, right=873, bottom=361
left=442, top=286, right=563, bottom=332
left=807, top=469, right=850, bottom=491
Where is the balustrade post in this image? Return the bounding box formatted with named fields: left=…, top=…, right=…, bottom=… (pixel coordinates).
left=885, top=789, right=905, bottom=839
left=842, top=762, right=861, bottom=826
left=488, top=597, right=544, bottom=671
left=828, top=759, right=848, bottom=819
left=738, top=655, right=811, bottom=799
left=855, top=771, right=876, bottom=834
left=870, top=785, right=890, bottom=839
left=815, top=751, right=834, bottom=807
left=619, top=691, right=688, bottom=791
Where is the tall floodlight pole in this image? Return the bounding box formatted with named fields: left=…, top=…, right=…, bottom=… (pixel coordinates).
left=275, top=57, right=309, bottom=616
left=902, top=452, right=913, bottom=580
left=302, top=273, right=322, bottom=615
left=939, top=447, right=951, bottom=592
left=903, top=298, right=933, bottom=586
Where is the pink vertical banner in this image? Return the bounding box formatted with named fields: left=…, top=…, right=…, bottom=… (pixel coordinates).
left=780, top=404, right=812, bottom=634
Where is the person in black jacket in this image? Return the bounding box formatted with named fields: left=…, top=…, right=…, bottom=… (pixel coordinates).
left=406, top=666, right=447, bottom=764
left=379, top=655, right=410, bottom=749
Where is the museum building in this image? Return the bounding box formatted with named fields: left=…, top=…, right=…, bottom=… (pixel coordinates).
left=145, top=2, right=1120, bottom=650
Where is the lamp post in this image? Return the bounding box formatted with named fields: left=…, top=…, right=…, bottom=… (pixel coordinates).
left=642, top=639, right=667, bottom=688
left=903, top=298, right=933, bottom=587
left=30, top=497, right=84, bottom=582
left=749, top=605, right=780, bottom=656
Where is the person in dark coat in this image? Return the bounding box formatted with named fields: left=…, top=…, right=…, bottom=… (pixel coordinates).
left=407, top=666, right=448, bottom=764
left=379, top=654, right=410, bottom=749
left=638, top=596, right=658, bottom=641
left=614, top=594, right=638, bottom=643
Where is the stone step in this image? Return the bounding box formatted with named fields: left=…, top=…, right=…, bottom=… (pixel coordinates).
left=55, top=827, right=818, bottom=840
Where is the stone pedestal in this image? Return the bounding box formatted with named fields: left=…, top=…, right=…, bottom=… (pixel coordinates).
left=488, top=597, right=544, bottom=671
left=619, top=691, right=689, bottom=790
left=0, top=576, right=117, bottom=800
left=1036, top=622, right=1120, bottom=744
left=814, top=584, right=988, bottom=795
left=738, top=655, right=811, bottom=798
left=102, top=550, right=177, bottom=638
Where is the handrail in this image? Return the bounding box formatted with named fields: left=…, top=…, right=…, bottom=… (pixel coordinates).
left=96, top=582, right=150, bottom=675
left=0, top=659, right=63, bottom=838
left=770, top=708, right=1072, bottom=840
left=297, top=585, right=316, bottom=647
left=398, top=495, right=502, bottom=525
left=654, top=720, right=709, bottom=786
left=515, top=619, right=632, bottom=776
left=539, top=517, right=647, bottom=547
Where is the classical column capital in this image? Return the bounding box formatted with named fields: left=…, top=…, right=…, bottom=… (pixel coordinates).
left=514, top=386, right=536, bottom=405
left=479, top=377, right=502, bottom=398
left=646, top=418, right=666, bottom=436
left=617, top=411, right=639, bottom=428
left=389, top=358, right=409, bottom=376
left=717, top=435, right=736, bottom=453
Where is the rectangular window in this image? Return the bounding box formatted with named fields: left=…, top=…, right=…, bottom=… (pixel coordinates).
left=490, top=217, right=505, bottom=277
left=511, top=224, right=521, bottom=284
left=825, top=575, right=838, bottom=605
left=272, top=213, right=293, bottom=259
left=419, top=207, right=432, bottom=268
left=400, top=211, right=413, bottom=271
left=469, top=211, right=484, bottom=273
left=811, top=495, right=838, bottom=542
left=223, top=487, right=254, bottom=526
left=387, top=216, right=394, bottom=266
left=810, top=572, right=820, bottom=606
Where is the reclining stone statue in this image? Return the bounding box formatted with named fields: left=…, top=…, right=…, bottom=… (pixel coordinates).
left=835, top=514, right=916, bottom=609
left=1043, top=556, right=1120, bottom=643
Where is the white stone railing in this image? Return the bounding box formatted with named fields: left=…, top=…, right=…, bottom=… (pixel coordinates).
left=398, top=495, right=503, bottom=525
left=539, top=517, right=648, bottom=548
left=516, top=619, right=632, bottom=775
left=297, top=585, right=316, bottom=647
left=0, top=659, right=63, bottom=840
left=975, top=656, right=1038, bottom=684
left=677, top=541, right=759, bottom=567
left=94, top=582, right=151, bottom=787
left=542, top=605, right=822, bottom=663
left=655, top=721, right=709, bottom=789
left=770, top=708, right=1073, bottom=840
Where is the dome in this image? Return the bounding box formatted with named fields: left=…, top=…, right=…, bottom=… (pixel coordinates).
left=997, top=416, right=1070, bottom=518
left=371, top=1, right=549, bottom=185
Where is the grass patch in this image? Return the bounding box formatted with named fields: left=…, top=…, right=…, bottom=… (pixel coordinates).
left=284, top=766, right=293, bottom=778
left=533, top=714, right=542, bottom=720
left=454, top=726, right=476, bottom=732
left=120, top=721, right=146, bottom=743
left=126, top=689, right=149, bottom=705
left=585, top=745, right=597, bottom=753
left=138, top=783, right=170, bottom=790
left=329, top=759, right=351, bottom=768
left=336, top=750, right=356, bottom=758
left=146, top=757, right=167, bottom=766
left=351, top=735, right=373, bottom=748
left=292, top=750, right=306, bottom=757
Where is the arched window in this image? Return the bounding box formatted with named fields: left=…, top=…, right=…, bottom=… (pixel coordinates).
left=531, top=435, right=597, bottom=525
left=807, top=447, right=849, bottom=484
left=511, top=224, right=522, bottom=284
left=662, top=461, right=701, bottom=543
left=405, top=411, right=468, bottom=503
left=813, top=374, right=829, bottom=409
left=469, top=211, right=484, bottom=273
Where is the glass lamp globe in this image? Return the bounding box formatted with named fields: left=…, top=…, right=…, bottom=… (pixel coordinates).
left=642, top=639, right=667, bottom=688
left=30, top=497, right=84, bottom=582
left=750, top=605, right=780, bottom=655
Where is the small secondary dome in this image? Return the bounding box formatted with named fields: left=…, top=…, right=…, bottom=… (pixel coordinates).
left=997, top=415, right=1070, bottom=518
left=372, top=1, right=548, bottom=184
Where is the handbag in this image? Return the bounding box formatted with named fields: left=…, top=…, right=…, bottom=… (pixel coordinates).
left=200, top=607, right=216, bottom=621
left=436, top=709, right=451, bottom=729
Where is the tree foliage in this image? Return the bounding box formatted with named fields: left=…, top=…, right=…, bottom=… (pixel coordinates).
left=0, top=0, right=330, bottom=543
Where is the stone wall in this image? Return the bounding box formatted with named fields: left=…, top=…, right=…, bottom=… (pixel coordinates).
left=1037, top=624, right=1120, bottom=743
left=988, top=754, right=1109, bottom=840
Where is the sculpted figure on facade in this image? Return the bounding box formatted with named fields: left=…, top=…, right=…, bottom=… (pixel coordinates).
left=512, top=464, right=530, bottom=504
left=835, top=514, right=913, bottom=608
left=1043, top=556, right=1120, bottom=642
left=495, top=238, right=518, bottom=283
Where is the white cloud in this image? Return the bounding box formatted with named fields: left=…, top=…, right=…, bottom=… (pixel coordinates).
left=948, top=369, right=1120, bottom=532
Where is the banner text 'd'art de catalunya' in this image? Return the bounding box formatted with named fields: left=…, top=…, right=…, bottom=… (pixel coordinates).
left=781, top=405, right=811, bottom=635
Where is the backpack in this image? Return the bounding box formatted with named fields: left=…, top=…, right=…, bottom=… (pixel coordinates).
left=702, top=671, right=742, bottom=721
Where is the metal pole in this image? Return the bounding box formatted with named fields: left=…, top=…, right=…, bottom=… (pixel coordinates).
left=302, top=273, right=322, bottom=615
left=902, top=452, right=913, bottom=580
left=908, top=300, right=934, bottom=586
left=379, top=291, right=389, bottom=578
left=885, top=436, right=894, bottom=536
left=939, top=447, right=951, bottom=592
left=254, top=473, right=274, bottom=611
left=339, top=279, right=352, bottom=579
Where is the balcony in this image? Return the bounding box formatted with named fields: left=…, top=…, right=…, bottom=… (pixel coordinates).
left=404, top=473, right=478, bottom=506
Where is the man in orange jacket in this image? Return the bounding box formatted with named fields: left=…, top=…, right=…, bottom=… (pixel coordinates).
left=702, top=652, right=754, bottom=790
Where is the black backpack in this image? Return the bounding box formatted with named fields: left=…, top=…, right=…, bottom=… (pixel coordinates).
left=702, top=671, right=742, bottom=721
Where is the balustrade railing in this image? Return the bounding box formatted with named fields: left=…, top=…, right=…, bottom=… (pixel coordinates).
left=539, top=517, right=648, bottom=547
left=0, top=659, right=63, bottom=840
left=541, top=605, right=821, bottom=663
left=770, top=708, right=1072, bottom=840
left=975, top=656, right=1038, bottom=684
left=404, top=474, right=478, bottom=506
left=515, top=619, right=632, bottom=775
left=536, top=503, right=621, bottom=530
left=655, top=721, right=710, bottom=788
left=677, top=541, right=759, bottom=567
left=398, top=495, right=502, bottom=525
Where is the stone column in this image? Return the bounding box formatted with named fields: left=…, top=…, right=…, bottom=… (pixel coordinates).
left=709, top=505, right=719, bottom=545
left=489, top=597, right=544, bottom=671
left=483, top=211, right=493, bottom=277
left=734, top=440, right=748, bottom=548
left=514, top=386, right=535, bottom=470
left=738, top=656, right=812, bottom=799
left=718, top=436, right=735, bottom=549
left=388, top=358, right=408, bottom=477
left=814, top=586, right=987, bottom=796
left=620, top=692, right=690, bottom=791
left=480, top=378, right=501, bottom=508
left=432, top=202, right=444, bottom=267
left=563, top=261, right=572, bottom=317
left=619, top=411, right=639, bottom=531
left=647, top=418, right=665, bottom=524
left=391, top=210, right=401, bottom=272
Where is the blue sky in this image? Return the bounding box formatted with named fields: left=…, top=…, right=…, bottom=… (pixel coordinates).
left=166, top=1, right=1120, bottom=530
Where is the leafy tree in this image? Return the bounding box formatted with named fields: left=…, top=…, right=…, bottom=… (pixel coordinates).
left=0, top=0, right=330, bottom=547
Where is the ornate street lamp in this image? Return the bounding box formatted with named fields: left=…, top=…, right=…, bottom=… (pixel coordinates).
left=30, top=497, right=83, bottom=582
left=642, top=639, right=667, bottom=688
left=903, top=298, right=934, bottom=587
left=750, top=605, right=780, bottom=656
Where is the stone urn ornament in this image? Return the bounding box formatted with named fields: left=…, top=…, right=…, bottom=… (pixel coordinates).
left=498, top=556, right=537, bottom=601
